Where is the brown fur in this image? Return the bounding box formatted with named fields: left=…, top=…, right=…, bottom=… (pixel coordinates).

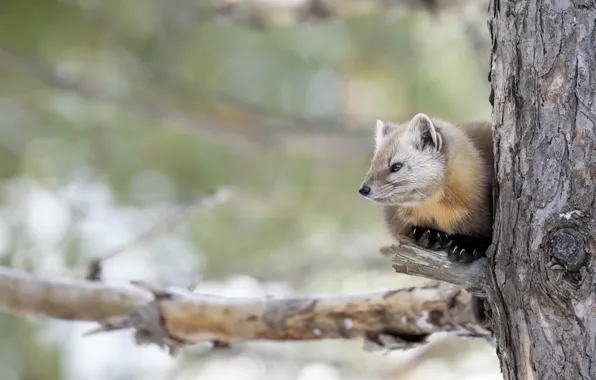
left=361, top=115, right=493, bottom=244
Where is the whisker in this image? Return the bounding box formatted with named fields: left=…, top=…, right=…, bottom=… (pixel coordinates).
left=389, top=180, right=409, bottom=187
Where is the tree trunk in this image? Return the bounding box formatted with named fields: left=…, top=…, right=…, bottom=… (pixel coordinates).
left=488, top=0, right=596, bottom=379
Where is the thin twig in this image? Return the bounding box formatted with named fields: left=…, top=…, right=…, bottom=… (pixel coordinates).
left=86, top=188, right=234, bottom=280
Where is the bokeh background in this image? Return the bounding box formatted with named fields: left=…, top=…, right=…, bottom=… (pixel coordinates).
left=0, top=0, right=502, bottom=379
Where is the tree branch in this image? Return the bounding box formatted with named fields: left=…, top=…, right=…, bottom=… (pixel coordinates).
left=208, top=0, right=445, bottom=29
left=0, top=266, right=151, bottom=321
left=0, top=265, right=489, bottom=352
left=384, top=244, right=489, bottom=296
left=85, top=188, right=234, bottom=280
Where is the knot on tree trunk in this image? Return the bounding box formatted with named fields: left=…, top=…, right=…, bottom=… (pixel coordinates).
left=549, top=227, right=588, bottom=272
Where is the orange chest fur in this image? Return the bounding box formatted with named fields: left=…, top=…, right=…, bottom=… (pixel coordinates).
left=400, top=201, right=470, bottom=234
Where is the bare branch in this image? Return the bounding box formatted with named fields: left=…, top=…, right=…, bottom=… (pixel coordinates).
left=0, top=266, right=152, bottom=321
left=385, top=244, right=489, bottom=296
left=101, top=189, right=233, bottom=259
left=86, top=188, right=234, bottom=280
left=0, top=265, right=489, bottom=351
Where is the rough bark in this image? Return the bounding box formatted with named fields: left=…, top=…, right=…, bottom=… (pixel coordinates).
left=488, top=0, right=596, bottom=379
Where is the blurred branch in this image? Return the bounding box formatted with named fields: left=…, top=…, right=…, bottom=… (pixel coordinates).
left=385, top=243, right=489, bottom=296
left=380, top=334, right=480, bottom=378
left=459, top=3, right=491, bottom=70
left=86, top=188, right=234, bottom=281
left=0, top=265, right=490, bottom=353
left=181, top=346, right=373, bottom=378
left=0, top=47, right=258, bottom=152
left=78, top=0, right=479, bottom=32
left=207, top=0, right=445, bottom=29
left=0, top=46, right=372, bottom=156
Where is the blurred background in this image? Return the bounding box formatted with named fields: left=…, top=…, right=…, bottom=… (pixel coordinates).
left=0, top=0, right=501, bottom=379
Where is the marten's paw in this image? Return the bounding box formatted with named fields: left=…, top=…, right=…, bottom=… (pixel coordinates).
left=408, top=227, right=449, bottom=250
left=444, top=235, right=489, bottom=264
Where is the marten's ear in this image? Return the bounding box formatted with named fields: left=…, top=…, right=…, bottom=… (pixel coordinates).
left=374, top=119, right=394, bottom=152
left=408, top=113, right=442, bottom=151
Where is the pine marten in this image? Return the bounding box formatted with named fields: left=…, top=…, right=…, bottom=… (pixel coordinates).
left=358, top=113, right=493, bottom=264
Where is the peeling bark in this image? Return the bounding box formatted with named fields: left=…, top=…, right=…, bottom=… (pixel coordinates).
left=386, top=243, right=489, bottom=295
left=488, top=0, right=596, bottom=379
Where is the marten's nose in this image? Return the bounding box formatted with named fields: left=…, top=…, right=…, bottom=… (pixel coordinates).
left=359, top=185, right=371, bottom=196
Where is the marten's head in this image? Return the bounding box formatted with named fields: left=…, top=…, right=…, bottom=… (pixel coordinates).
left=358, top=113, right=446, bottom=207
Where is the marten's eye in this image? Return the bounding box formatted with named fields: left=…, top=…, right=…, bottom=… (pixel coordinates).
left=390, top=163, right=403, bottom=173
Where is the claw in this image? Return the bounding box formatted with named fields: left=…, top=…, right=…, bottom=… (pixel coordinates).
left=418, top=229, right=432, bottom=248
left=443, top=234, right=488, bottom=263
left=432, top=232, right=443, bottom=249
left=412, top=227, right=418, bottom=236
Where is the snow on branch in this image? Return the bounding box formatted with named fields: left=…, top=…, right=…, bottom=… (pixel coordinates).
left=0, top=264, right=490, bottom=353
